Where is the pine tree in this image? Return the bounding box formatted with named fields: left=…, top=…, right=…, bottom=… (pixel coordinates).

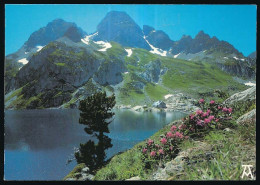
left=75, top=91, right=115, bottom=170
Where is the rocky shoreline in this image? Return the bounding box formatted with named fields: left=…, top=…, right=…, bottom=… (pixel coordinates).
left=114, top=93, right=200, bottom=114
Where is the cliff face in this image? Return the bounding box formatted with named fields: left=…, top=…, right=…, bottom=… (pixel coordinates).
left=5, top=40, right=128, bottom=109
left=217, top=58, right=256, bottom=80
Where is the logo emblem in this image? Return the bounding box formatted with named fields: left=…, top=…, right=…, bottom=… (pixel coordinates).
left=241, top=165, right=254, bottom=180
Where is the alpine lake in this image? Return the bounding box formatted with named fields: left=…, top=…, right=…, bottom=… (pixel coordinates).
left=4, top=109, right=187, bottom=180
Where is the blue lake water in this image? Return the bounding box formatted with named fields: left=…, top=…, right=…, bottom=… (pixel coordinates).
left=4, top=109, right=187, bottom=180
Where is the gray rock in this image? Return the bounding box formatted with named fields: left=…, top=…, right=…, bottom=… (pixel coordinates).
left=223, top=86, right=256, bottom=105
left=65, top=178, right=76, bottom=181
left=80, top=173, right=94, bottom=181
left=132, top=106, right=144, bottom=112
left=223, top=128, right=232, bottom=132
left=81, top=167, right=90, bottom=173
left=237, top=109, right=256, bottom=125
left=152, top=101, right=167, bottom=108
left=126, top=176, right=141, bottom=180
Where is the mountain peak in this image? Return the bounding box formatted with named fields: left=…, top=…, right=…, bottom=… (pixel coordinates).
left=106, top=10, right=128, bottom=16
left=195, top=30, right=210, bottom=39
left=181, top=34, right=192, bottom=40
left=143, top=25, right=155, bottom=35
left=94, top=10, right=151, bottom=50
left=63, top=26, right=86, bottom=42
left=24, top=19, right=85, bottom=50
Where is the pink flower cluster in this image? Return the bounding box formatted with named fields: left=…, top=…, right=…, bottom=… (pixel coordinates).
left=222, top=107, right=232, bottom=114
left=185, top=99, right=234, bottom=133
left=142, top=123, right=188, bottom=159
left=147, top=139, right=154, bottom=146
left=160, top=138, right=167, bottom=144
left=199, top=99, right=205, bottom=104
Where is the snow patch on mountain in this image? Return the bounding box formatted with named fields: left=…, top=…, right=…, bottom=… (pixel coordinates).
left=94, top=41, right=112, bottom=51
left=173, top=53, right=181, bottom=58
left=81, top=32, right=98, bottom=45
left=233, top=56, right=239, bottom=60
left=143, top=36, right=167, bottom=56
left=36, top=45, right=45, bottom=52
left=125, top=49, right=133, bottom=57
left=18, top=58, right=29, bottom=65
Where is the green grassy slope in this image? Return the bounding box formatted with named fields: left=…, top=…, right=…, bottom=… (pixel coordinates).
left=116, top=47, right=247, bottom=106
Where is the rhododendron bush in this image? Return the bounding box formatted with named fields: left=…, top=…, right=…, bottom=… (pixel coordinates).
left=183, top=99, right=233, bottom=137
left=140, top=99, right=233, bottom=166
left=141, top=125, right=187, bottom=168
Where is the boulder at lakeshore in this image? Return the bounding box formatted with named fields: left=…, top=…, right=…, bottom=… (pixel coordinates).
left=152, top=101, right=167, bottom=108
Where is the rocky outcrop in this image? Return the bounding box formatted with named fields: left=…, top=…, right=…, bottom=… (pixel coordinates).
left=93, top=59, right=126, bottom=85
left=137, top=59, right=162, bottom=83
left=5, top=38, right=128, bottom=109
left=237, top=109, right=256, bottom=125
left=152, top=101, right=167, bottom=108
left=217, top=61, right=255, bottom=79
left=65, top=166, right=94, bottom=181
left=223, top=86, right=256, bottom=105
left=164, top=93, right=199, bottom=112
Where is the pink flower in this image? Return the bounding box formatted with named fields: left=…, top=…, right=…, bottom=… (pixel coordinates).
left=142, top=148, right=147, bottom=153
left=160, top=138, right=167, bottom=144
left=228, top=108, right=232, bottom=113
left=175, top=132, right=183, bottom=139
left=166, top=132, right=174, bottom=138
left=169, top=146, right=173, bottom=151
left=207, top=109, right=211, bottom=114
left=171, top=125, right=177, bottom=132
left=202, top=112, right=207, bottom=117
left=196, top=109, right=203, bottom=115
left=185, top=136, right=189, bottom=139
left=199, top=99, right=205, bottom=104
left=178, top=124, right=186, bottom=130
left=210, top=100, right=215, bottom=104
left=204, top=118, right=210, bottom=124
left=218, top=106, right=222, bottom=110
left=197, top=120, right=203, bottom=126
left=155, top=144, right=160, bottom=148
left=215, top=118, right=219, bottom=122
left=150, top=151, right=156, bottom=157
left=222, top=107, right=228, bottom=112
left=189, top=114, right=195, bottom=120
left=158, top=149, right=164, bottom=155
left=208, top=115, right=215, bottom=121
left=147, top=139, right=154, bottom=146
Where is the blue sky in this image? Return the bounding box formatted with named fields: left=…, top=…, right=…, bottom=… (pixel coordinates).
left=5, top=4, right=256, bottom=56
